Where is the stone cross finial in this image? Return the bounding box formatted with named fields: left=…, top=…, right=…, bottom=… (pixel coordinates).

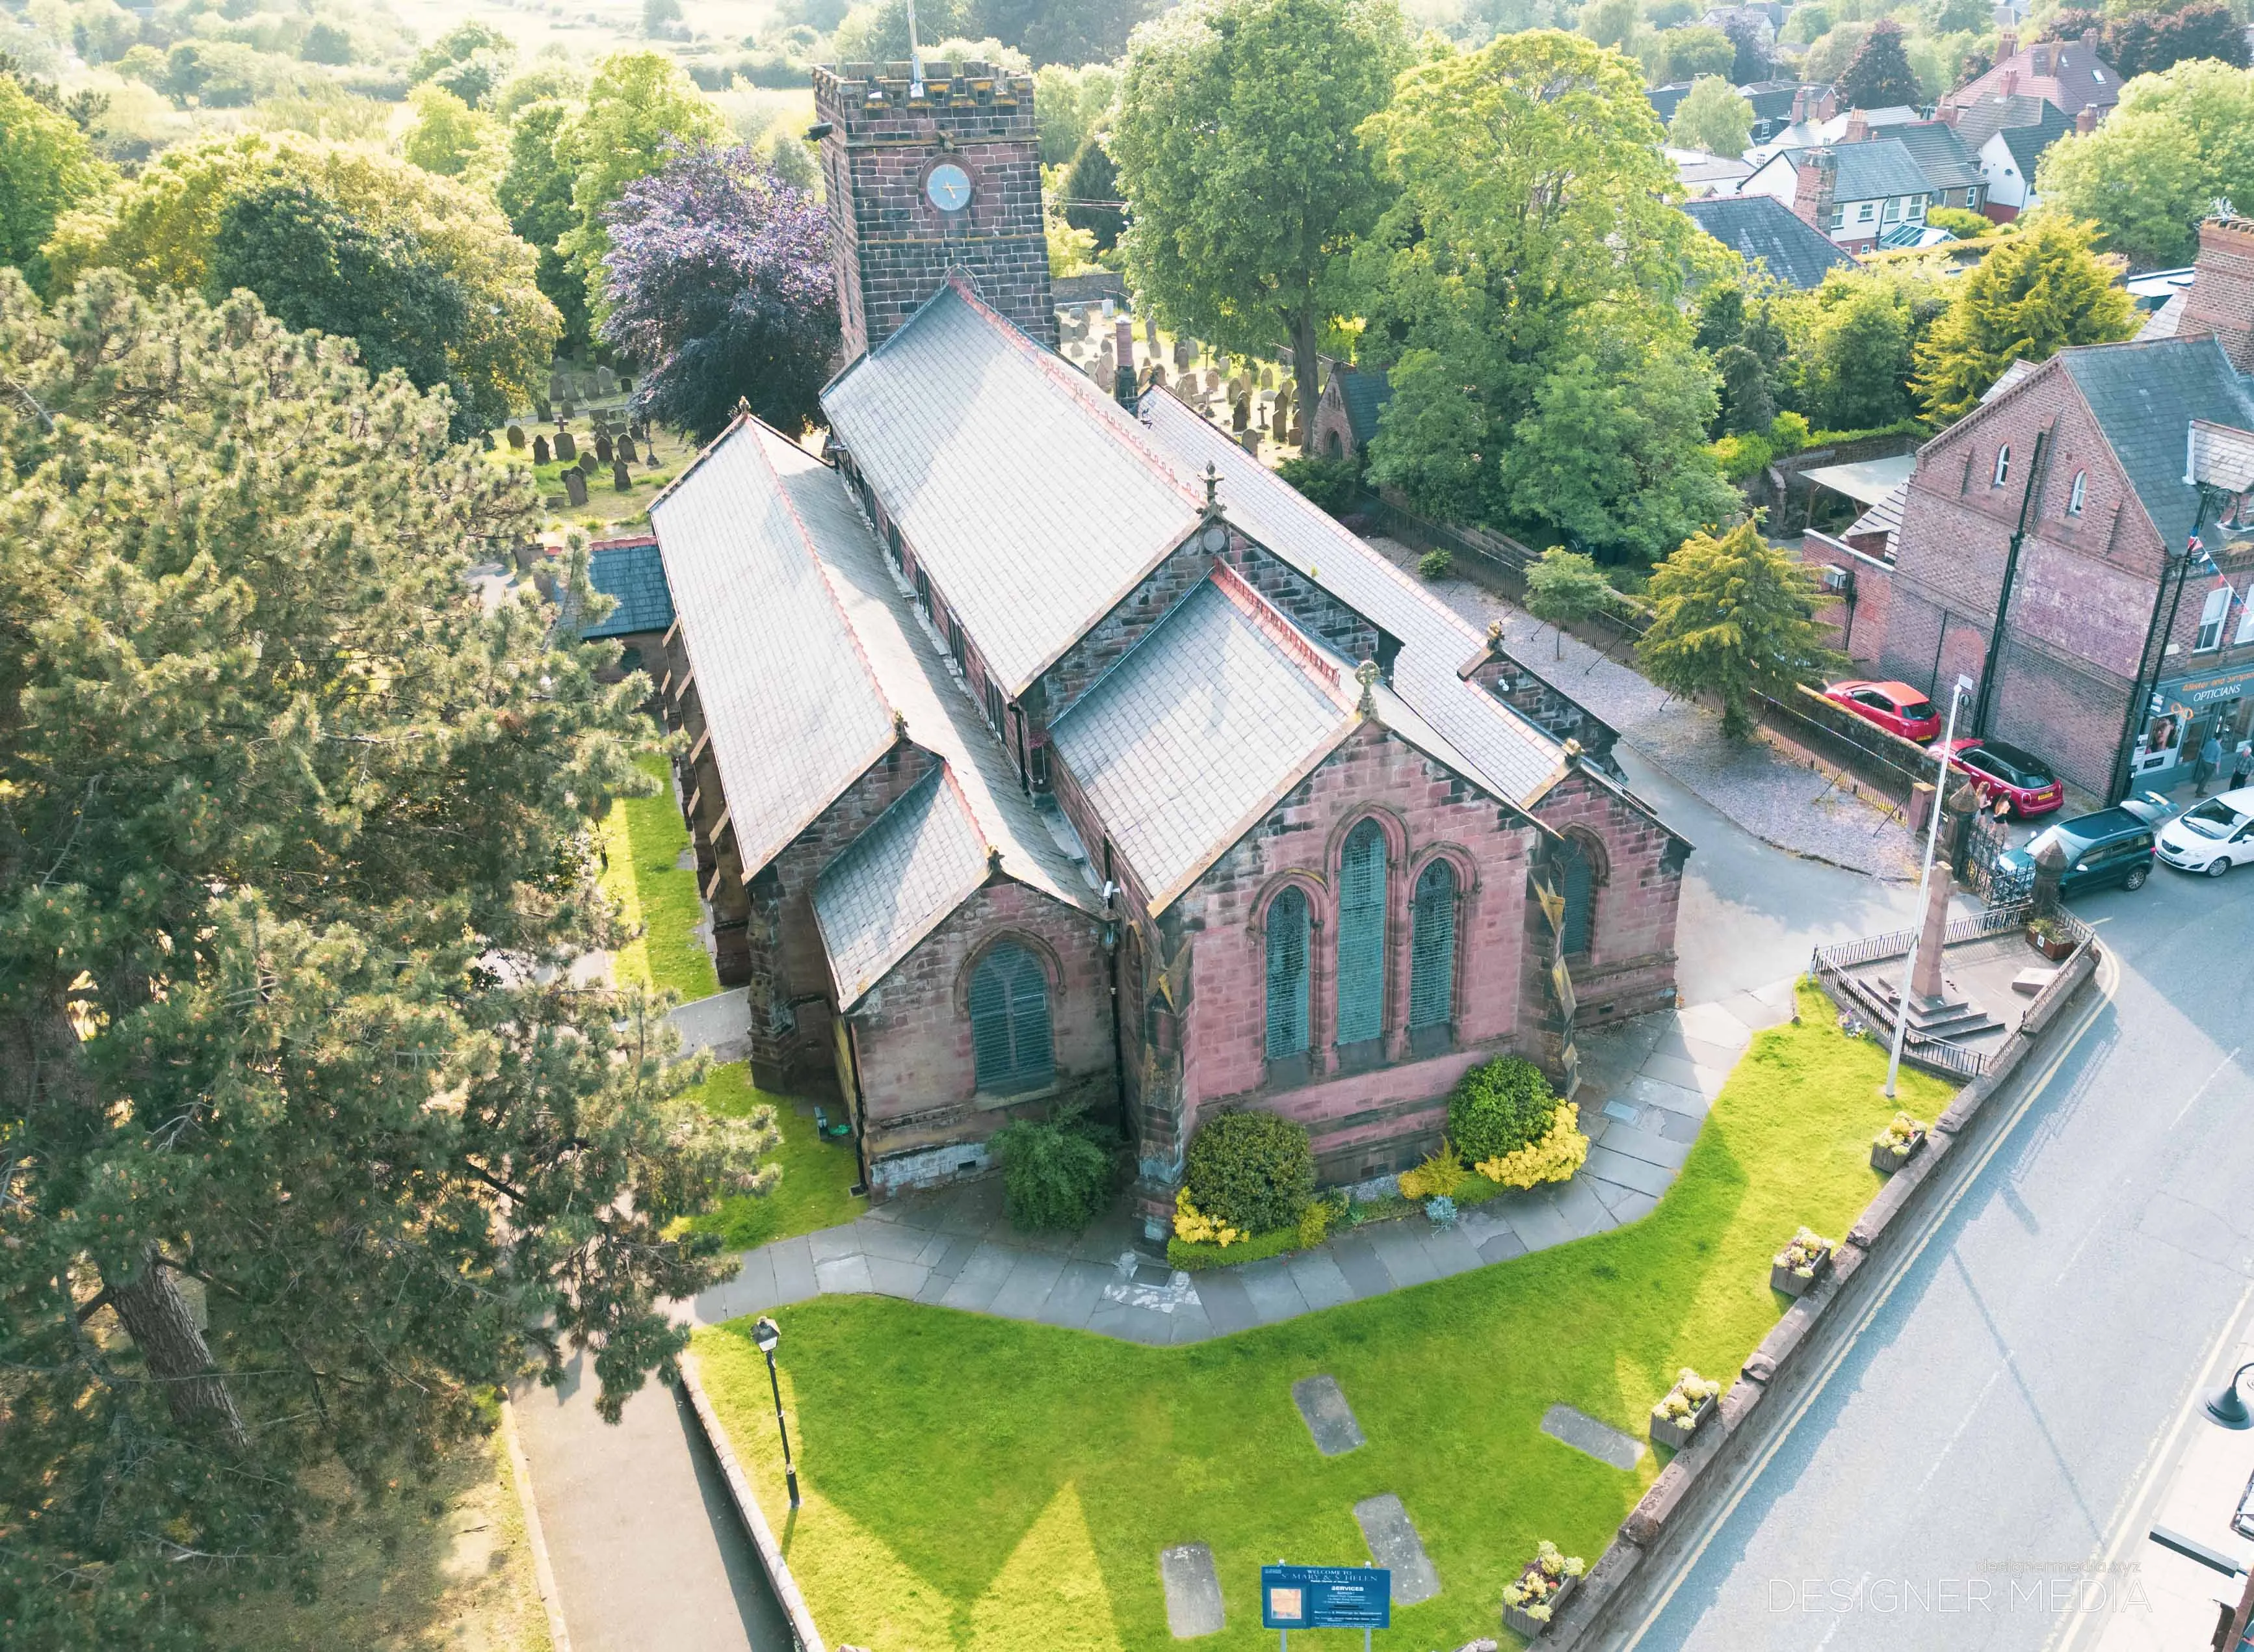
left=735, top=395, right=752, bottom=418
left=1355, top=659, right=1380, bottom=716
left=1487, top=620, right=1504, bottom=646
left=1563, top=737, right=1583, bottom=762
left=1202, top=461, right=1220, bottom=515
left=987, top=845, right=1003, bottom=874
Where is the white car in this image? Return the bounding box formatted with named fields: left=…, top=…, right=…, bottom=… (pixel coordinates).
left=2156, top=787, right=2254, bottom=878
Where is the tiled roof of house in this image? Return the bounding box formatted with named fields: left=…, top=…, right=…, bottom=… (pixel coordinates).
left=1136, top=389, right=1572, bottom=811
left=1997, top=107, right=2073, bottom=179
left=2138, top=291, right=2189, bottom=342
left=1945, top=38, right=2121, bottom=118
left=1885, top=122, right=1982, bottom=192
left=812, top=768, right=988, bottom=1008
left=2058, top=337, right=2254, bottom=548
left=649, top=421, right=897, bottom=876
left=1681, top=196, right=1857, bottom=290
left=581, top=536, right=674, bottom=638
left=820, top=278, right=1204, bottom=697
left=1844, top=481, right=1906, bottom=557
left=1781, top=138, right=1931, bottom=202
left=1951, top=90, right=2052, bottom=151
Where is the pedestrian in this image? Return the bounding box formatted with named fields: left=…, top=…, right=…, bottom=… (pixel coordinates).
left=2194, top=728, right=2223, bottom=795
left=2233, top=738, right=2252, bottom=793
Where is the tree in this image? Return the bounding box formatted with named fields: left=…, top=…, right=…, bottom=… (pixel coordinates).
left=412, top=21, right=516, bottom=104
left=1660, top=23, right=1735, bottom=81
left=2050, top=4, right=2247, bottom=79
left=1576, top=0, right=1638, bottom=51
left=402, top=82, right=505, bottom=185
left=832, top=0, right=969, bottom=61
left=1354, top=29, right=1737, bottom=561
left=45, top=133, right=559, bottom=432
left=555, top=51, right=727, bottom=326
left=1669, top=73, right=1753, bottom=155
left=1913, top=215, right=2136, bottom=420
left=499, top=98, right=591, bottom=353
left=1715, top=342, right=1774, bottom=434
left=2036, top=60, right=2254, bottom=270
left=1802, top=20, right=1868, bottom=85
left=1836, top=18, right=1920, bottom=109
left=644, top=0, right=687, bottom=36
left=0, top=72, right=112, bottom=291
left=1032, top=60, right=1120, bottom=164
left=1061, top=134, right=1122, bottom=252
left=1112, top=0, right=1410, bottom=441
left=1803, top=278, right=1915, bottom=428
left=1638, top=518, right=1840, bottom=736
left=1526, top=545, right=1612, bottom=657
left=1722, top=14, right=1772, bottom=82
left=599, top=143, right=838, bottom=441
left=0, top=269, right=776, bottom=1649
left=968, top=0, right=1157, bottom=65
left=301, top=20, right=356, bottom=64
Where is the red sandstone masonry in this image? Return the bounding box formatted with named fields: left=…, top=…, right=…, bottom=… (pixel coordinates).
left=1530, top=769, right=1685, bottom=1027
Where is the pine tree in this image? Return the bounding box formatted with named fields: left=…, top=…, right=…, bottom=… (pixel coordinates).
left=1638, top=519, right=1841, bottom=737
left=0, top=272, right=776, bottom=1649
left=1913, top=215, right=2135, bottom=420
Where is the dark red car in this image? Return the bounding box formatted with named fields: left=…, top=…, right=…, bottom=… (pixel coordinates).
left=1945, top=738, right=2065, bottom=818
left=1824, top=679, right=1943, bottom=742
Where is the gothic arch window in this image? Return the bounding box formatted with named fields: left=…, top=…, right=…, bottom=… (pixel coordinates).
left=1408, top=859, right=1457, bottom=1036
left=969, top=941, right=1053, bottom=1095
left=2067, top=471, right=2086, bottom=516
left=1335, top=820, right=1388, bottom=1049
left=1556, top=835, right=1598, bottom=959
left=1993, top=445, right=2012, bottom=488
left=1264, top=886, right=1310, bottom=1060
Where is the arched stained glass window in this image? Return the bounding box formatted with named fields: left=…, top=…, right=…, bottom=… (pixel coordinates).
left=1408, top=859, right=1456, bottom=1032
left=1558, top=837, right=1594, bottom=958
left=969, top=943, right=1053, bottom=1095
left=1335, top=821, right=1387, bottom=1047
left=1265, top=887, right=1309, bottom=1060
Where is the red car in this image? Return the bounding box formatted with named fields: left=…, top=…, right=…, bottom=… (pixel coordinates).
left=1824, top=679, right=1943, bottom=742
left=1945, top=738, right=2065, bottom=818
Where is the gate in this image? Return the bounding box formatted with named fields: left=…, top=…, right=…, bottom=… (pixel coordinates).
left=1956, top=800, right=2032, bottom=904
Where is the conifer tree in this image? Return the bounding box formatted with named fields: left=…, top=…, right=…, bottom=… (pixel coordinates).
left=1912, top=215, right=2134, bottom=421
left=1638, top=518, right=1841, bottom=737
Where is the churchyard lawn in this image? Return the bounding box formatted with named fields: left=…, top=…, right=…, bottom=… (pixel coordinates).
left=694, top=984, right=1952, bottom=1651
left=598, top=751, right=719, bottom=1003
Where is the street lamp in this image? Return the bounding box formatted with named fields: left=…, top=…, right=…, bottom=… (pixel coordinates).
left=750, top=1316, right=802, bottom=1506
left=1888, top=673, right=1976, bottom=1100
left=2208, top=1361, right=2254, bottom=1429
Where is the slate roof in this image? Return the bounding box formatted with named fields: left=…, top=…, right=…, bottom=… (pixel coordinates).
left=1950, top=91, right=2051, bottom=152
left=1945, top=38, right=2120, bottom=119
left=820, top=278, right=1205, bottom=696
left=1335, top=367, right=1393, bottom=445
left=1844, top=482, right=1906, bottom=557
left=2057, top=337, right=2254, bottom=549
left=2138, top=291, right=2189, bottom=342
left=1136, top=388, right=1569, bottom=810
left=812, top=769, right=988, bottom=1008
left=1681, top=196, right=1857, bottom=290
left=649, top=421, right=897, bottom=876
left=581, top=537, right=674, bottom=638
left=1996, top=104, right=2072, bottom=178
left=1885, top=122, right=1982, bottom=192
left=1781, top=138, right=1931, bottom=201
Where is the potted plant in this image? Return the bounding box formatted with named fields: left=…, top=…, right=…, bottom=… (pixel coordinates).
left=1870, top=1111, right=1928, bottom=1174
left=1649, top=1367, right=1723, bottom=1450
left=2025, top=913, right=2077, bottom=962
left=1500, top=1540, right=1586, bottom=1639
left=1770, top=1226, right=1835, bottom=1298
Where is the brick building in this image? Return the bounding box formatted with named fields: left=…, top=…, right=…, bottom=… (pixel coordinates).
left=640, top=65, right=1686, bottom=1231
left=1820, top=218, right=2254, bottom=799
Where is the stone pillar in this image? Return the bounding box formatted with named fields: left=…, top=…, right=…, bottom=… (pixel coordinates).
left=1941, top=781, right=1979, bottom=881
left=2031, top=836, right=2069, bottom=918
left=1910, top=863, right=1953, bottom=1002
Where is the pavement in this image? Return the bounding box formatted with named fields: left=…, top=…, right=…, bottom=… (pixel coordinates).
left=1625, top=847, right=2254, bottom=1652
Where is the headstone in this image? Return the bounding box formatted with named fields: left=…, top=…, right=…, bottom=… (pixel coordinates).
left=564, top=469, right=588, bottom=507
left=1291, top=1376, right=1365, bottom=1456
left=532, top=434, right=551, bottom=465
left=618, top=374, right=632, bottom=394
left=479, top=429, right=495, bottom=451
left=1231, top=396, right=1250, bottom=432
left=554, top=430, right=577, bottom=462
left=1159, top=1544, right=1225, bottom=1638
left=577, top=450, right=599, bottom=477
left=618, top=433, right=638, bottom=464
left=595, top=432, right=614, bottom=464
left=533, top=397, right=551, bottom=423
left=1260, top=367, right=1274, bottom=390
left=505, top=423, right=526, bottom=451
left=613, top=459, right=632, bottom=492
left=548, top=374, right=567, bottom=403
left=1238, top=430, right=1259, bottom=455
left=595, top=364, right=618, bottom=396
left=1353, top=1495, right=1441, bottom=1606
left=1540, top=1402, right=1646, bottom=1470
left=1149, top=364, right=1168, bottom=388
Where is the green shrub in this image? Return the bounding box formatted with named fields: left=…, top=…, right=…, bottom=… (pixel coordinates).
left=1183, top=1110, right=1315, bottom=1234
left=1927, top=205, right=1992, bottom=239
left=1447, top=1056, right=1559, bottom=1166
left=1168, top=1224, right=1304, bottom=1272
left=989, top=1106, right=1118, bottom=1232
left=1274, top=453, right=1360, bottom=514
left=1418, top=547, right=1454, bottom=581
left=1768, top=410, right=1811, bottom=454
left=1709, top=431, right=1775, bottom=482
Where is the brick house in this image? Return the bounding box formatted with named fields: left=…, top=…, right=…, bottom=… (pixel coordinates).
left=1309, top=365, right=1391, bottom=462
left=1852, top=218, right=2254, bottom=798
left=1738, top=139, right=1935, bottom=252
left=640, top=61, right=1686, bottom=1232
left=1939, top=31, right=2123, bottom=127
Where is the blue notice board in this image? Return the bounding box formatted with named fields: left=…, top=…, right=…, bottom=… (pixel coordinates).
left=1261, top=1564, right=1392, bottom=1629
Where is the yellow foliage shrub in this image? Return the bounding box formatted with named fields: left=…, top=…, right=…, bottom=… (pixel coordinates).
left=1173, top=1189, right=1244, bottom=1248
left=1396, top=1138, right=1467, bottom=1200
left=1474, top=1104, right=1588, bottom=1190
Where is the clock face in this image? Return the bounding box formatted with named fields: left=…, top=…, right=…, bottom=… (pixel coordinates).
left=926, top=162, right=972, bottom=213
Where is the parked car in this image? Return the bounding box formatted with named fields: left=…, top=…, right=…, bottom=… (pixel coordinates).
left=1823, top=679, right=1943, bottom=742
left=2156, top=787, right=2254, bottom=878
left=1944, top=738, right=2065, bottom=817
left=2116, top=790, right=2177, bottom=827
left=1995, top=809, right=2156, bottom=897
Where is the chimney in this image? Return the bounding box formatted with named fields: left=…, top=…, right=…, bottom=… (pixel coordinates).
left=1792, top=147, right=1839, bottom=235
left=2081, top=27, right=2099, bottom=47
left=2000, top=68, right=2019, bottom=96
left=1113, top=315, right=1137, bottom=408
left=1792, top=86, right=1809, bottom=123
left=2181, top=217, right=2254, bottom=376
left=1844, top=108, right=1869, bottom=142
left=1817, top=86, right=1837, bottom=120
left=2076, top=104, right=2097, bottom=135
left=1938, top=101, right=1960, bottom=127
left=1998, top=29, right=2018, bottom=58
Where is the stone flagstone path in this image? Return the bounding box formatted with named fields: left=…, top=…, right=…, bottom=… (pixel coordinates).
left=683, top=978, right=1800, bottom=1343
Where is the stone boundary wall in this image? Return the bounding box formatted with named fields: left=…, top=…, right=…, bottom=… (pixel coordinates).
left=679, top=1355, right=830, bottom=1652
left=1545, top=939, right=2101, bottom=1650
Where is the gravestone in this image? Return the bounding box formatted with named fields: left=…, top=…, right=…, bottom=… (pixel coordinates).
left=618, top=433, right=638, bottom=464
left=595, top=364, right=617, bottom=396
left=577, top=450, right=599, bottom=476
left=479, top=429, right=495, bottom=451
left=1159, top=1544, right=1225, bottom=1638
left=1260, top=367, right=1274, bottom=390
left=595, top=433, right=613, bottom=464
left=505, top=423, right=526, bottom=451
left=618, top=374, right=631, bottom=394
left=554, top=430, right=577, bottom=462
left=1231, top=397, right=1250, bottom=432
left=1540, top=1402, right=1645, bottom=1470
left=1290, top=1375, right=1365, bottom=1455
left=564, top=469, right=588, bottom=507
left=1144, top=314, right=1161, bottom=348
left=548, top=374, right=567, bottom=404
left=532, top=434, right=551, bottom=465
left=559, top=398, right=575, bottom=421
left=1238, top=429, right=1259, bottom=455
left=1354, top=1495, right=1441, bottom=1605
left=1149, top=364, right=1167, bottom=388
left=1172, top=338, right=1194, bottom=371
left=533, top=397, right=552, bottom=423
left=613, top=459, right=632, bottom=492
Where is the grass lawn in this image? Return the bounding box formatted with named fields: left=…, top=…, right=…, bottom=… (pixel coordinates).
left=688, top=1060, right=866, bottom=1248
left=598, top=752, right=719, bottom=1003
left=694, top=984, right=1952, bottom=1651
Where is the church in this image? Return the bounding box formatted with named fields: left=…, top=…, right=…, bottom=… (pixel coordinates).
left=640, top=58, right=1688, bottom=1236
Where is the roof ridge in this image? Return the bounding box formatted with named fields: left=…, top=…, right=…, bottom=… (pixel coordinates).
left=1209, top=560, right=1351, bottom=704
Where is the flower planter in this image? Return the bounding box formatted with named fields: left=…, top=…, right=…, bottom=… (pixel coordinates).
left=2026, top=927, right=2076, bottom=962
left=1649, top=1392, right=1717, bottom=1452
left=1502, top=1574, right=1577, bottom=1640
left=1870, top=1129, right=1926, bottom=1175
left=1770, top=1248, right=1830, bottom=1298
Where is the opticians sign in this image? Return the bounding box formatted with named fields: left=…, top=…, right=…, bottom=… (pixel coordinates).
left=2158, top=662, right=2254, bottom=712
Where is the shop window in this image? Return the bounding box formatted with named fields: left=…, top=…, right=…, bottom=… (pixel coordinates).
left=969, top=943, right=1053, bottom=1096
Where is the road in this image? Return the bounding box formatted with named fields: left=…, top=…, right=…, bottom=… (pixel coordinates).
left=1626, top=852, right=2254, bottom=1651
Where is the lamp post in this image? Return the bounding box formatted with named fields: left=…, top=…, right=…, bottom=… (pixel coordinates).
left=750, top=1316, right=802, bottom=1506
left=2208, top=1361, right=2254, bottom=1429
left=1889, top=674, right=1975, bottom=1101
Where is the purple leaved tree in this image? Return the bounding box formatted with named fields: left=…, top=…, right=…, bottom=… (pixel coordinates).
left=600, top=144, right=839, bottom=443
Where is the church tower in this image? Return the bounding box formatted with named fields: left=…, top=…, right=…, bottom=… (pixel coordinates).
left=812, top=60, right=1058, bottom=361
